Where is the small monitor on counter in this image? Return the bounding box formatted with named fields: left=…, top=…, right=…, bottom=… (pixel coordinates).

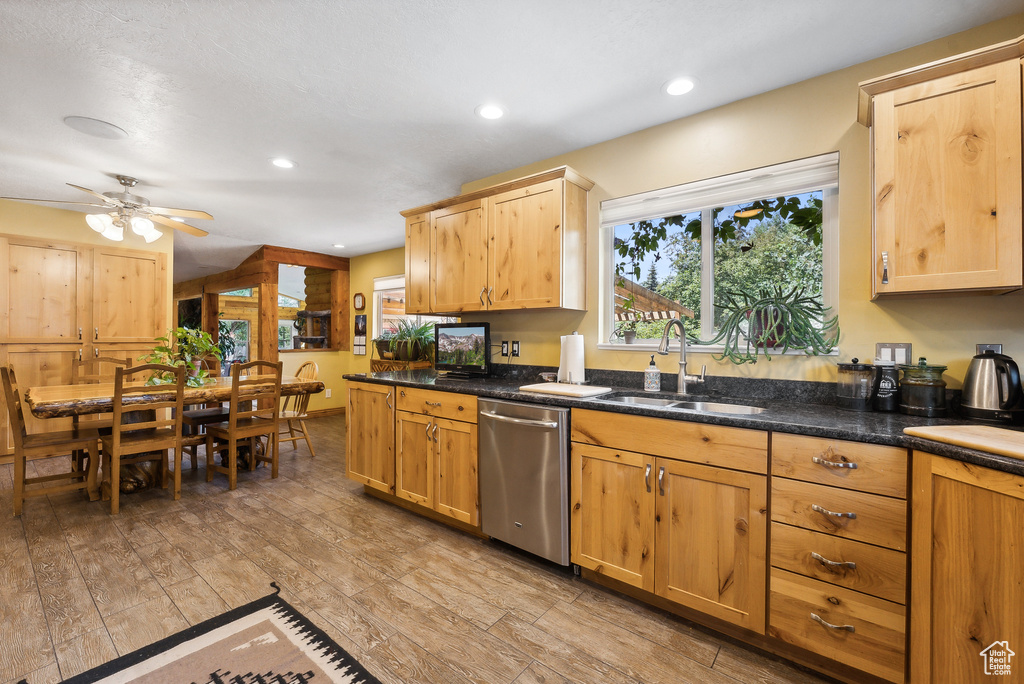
left=434, top=322, right=490, bottom=378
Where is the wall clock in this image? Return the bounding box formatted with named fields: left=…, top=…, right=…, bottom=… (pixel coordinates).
left=353, top=292, right=365, bottom=310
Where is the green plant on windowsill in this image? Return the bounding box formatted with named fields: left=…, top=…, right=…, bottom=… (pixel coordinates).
left=138, top=327, right=223, bottom=386
left=389, top=320, right=435, bottom=362
left=693, top=285, right=839, bottom=365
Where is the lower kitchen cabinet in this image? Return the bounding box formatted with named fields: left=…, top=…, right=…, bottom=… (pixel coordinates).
left=395, top=387, right=479, bottom=526
left=571, top=409, right=768, bottom=633
left=346, top=381, right=395, bottom=494
left=910, top=451, right=1024, bottom=683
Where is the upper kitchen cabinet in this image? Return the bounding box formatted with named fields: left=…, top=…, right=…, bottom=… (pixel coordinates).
left=859, top=35, right=1024, bottom=298
left=401, top=166, right=593, bottom=314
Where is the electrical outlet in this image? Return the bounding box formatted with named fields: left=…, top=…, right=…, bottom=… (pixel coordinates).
left=325, top=389, right=332, bottom=398
left=501, top=340, right=509, bottom=357
left=511, top=341, right=520, bottom=357
left=875, top=342, right=913, bottom=365
left=977, top=343, right=1003, bottom=355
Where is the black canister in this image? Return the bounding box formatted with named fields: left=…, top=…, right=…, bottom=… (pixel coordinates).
left=898, top=357, right=947, bottom=417
left=873, top=359, right=899, bottom=412
left=837, top=358, right=875, bottom=411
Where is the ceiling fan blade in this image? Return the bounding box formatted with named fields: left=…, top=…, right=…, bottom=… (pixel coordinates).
left=149, top=213, right=209, bottom=237
left=66, top=183, right=121, bottom=206
left=146, top=206, right=213, bottom=220
left=0, top=196, right=110, bottom=209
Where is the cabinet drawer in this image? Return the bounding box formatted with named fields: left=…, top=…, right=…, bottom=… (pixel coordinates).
left=772, top=433, right=907, bottom=498
left=771, top=523, right=906, bottom=604
left=770, top=569, right=905, bottom=683
left=772, top=478, right=906, bottom=550
left=571, top=408, right=767, bottom=473
left=396, top=387, right=477, bottom=423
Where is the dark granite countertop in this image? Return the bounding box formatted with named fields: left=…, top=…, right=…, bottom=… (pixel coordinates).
left=343, top=366, right=1024, bottom=477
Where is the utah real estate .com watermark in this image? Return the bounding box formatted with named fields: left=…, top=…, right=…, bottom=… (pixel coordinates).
left=980, top=641, right=1015, bottom=676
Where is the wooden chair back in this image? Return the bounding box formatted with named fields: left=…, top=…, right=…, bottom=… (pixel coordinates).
left=228, top=360, right=283, bottom=429
left=72, top=356, right=131, bottom=385
left=110, top=364, right=185, bottom=450
left=281, top=361, right=318, bottom=417
left=1, top=366, right=30, bottom=451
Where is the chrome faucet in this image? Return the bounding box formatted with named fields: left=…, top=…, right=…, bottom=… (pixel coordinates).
left=657, top=318, right=706, bottom=394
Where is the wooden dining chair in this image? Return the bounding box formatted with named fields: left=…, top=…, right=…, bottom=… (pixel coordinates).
left=181, top=357, right=229, bottom=470
left=205, top=360, right=283, bottom=491
left=278, top=361, right=318, bottom=458
left=100, top=364, right=186, bottom=514
left=1, top=366, right=100, bottom=516
left=70, top=355, right=131, bottom=471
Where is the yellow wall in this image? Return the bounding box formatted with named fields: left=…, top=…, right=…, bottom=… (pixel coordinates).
left=448, top=14, right=1024, bottom=389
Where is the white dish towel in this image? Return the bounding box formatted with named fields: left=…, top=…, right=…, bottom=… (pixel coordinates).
left=557, top=333, right=585, bottom=384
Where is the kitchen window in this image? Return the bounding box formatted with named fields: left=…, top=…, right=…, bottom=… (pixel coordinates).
left=372, top=275, right=454, bottom=339
left=600, top=153, right=838, bottom=349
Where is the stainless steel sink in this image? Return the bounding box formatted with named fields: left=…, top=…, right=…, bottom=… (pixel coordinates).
left=595, top=393, right=766, bottom=415
left=598, top=395, right=683, bottom=407
left=673, top=401, right=766, bottom=415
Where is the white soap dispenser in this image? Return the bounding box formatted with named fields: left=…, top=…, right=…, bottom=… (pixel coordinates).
left=644, top=355, right=661, bottom=392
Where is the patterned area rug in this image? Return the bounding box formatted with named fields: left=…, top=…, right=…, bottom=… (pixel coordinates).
left=53, top=584, right=381, bottom=684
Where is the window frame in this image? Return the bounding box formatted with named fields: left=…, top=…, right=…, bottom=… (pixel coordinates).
left=598, top=153, right=839, bottom=352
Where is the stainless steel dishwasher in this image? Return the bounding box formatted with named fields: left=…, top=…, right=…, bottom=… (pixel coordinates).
left=478, top=398, right=571, bottom=565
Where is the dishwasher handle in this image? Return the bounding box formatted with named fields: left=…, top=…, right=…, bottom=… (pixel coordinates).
left=479, top=410, right=559, bottom=429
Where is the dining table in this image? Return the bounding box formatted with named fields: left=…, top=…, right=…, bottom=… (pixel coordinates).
left=25, top=375, right=325, bottom=495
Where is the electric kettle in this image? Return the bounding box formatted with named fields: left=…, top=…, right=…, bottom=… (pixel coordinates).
left=961, top=350, right=1024, bottom=423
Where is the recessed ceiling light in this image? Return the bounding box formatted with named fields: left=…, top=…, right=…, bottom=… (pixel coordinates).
left=664, top=78, right=696, bottom=96
left=475, top=104, right=505, bottom=120
left=63, top=116, right=128, bottom=139
left=333, top=244, right=345, bottom=249
left=271, top=158, right=296, bottom=169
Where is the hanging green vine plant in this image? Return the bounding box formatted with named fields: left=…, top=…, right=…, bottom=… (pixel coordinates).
left=694, top=285, right=839, bottom=364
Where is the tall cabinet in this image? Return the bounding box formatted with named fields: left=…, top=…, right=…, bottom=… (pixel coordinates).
left=0, top=235, right=169, bottom=451
left=402, top=166, right=593, bottom=315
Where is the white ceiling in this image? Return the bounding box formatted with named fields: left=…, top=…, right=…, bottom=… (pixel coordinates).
left=1, top=1, right=1020, bottom=283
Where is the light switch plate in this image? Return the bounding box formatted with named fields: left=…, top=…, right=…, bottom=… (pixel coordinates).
left=501, top=340, right=509, bottom=357
left=876, top=342, right=913, bottom=365
left=977, top=343, right=1003, bottom=355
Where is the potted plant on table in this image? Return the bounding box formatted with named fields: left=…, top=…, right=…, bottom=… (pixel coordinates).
left=373, top=330, right=396, bottom=359
left=139, top=327, right=223, bottom=386
left=695, top=285, right=839, bottom=364
left=389, top=320, right=435, bottom=362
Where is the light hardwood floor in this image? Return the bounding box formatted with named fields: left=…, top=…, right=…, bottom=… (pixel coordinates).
left=1, top=415, right=833, bottom=684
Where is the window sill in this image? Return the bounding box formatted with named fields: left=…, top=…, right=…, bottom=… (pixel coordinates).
left=597, top=341, right=838, bottom=357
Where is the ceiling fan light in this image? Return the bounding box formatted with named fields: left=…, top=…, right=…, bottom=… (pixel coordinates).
left=130, top=216, right=154, bottom=235
left=100, top=224, right=124, bottom=241
left=85, top=213, right=113, bottom=233
left=142, top=227, right=163, bottom=244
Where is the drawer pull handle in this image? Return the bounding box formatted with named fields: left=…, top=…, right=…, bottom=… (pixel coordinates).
left=658, top=466, right=666, bottom=496
left=810, top=613, right=855, bottom=633
left=425, top=401, right=442, bottom=407
left=812, top=456, right=857, bottom=469
left=386, top=391, right=392, bottom=410
left=425, top=421, right=433, bottom=437
left=433, top=424, right=439, bottom=443
left=479, top=286, right=487, bottom=306
left=645, top=464, right=652, bottom=493
left=811, top=552, right=857, bottom=570
left=812, top=504, right=856, bottom=520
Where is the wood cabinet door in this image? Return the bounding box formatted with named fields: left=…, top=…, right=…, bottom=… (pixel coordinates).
left=345, top=383, right=395, bottom=494
left=488, top=179, right=563, bottom=310
left=92, top=247, right=168, bottom=342
left=0, top=238, right=88, bottom=343
left=431, top=199, right=488, bottom=313
left=433, top=417, right=478, bottom=525
left=570, top=443, right=655, bottom=591
left=655, top=459, right=767, bottom=632
left=873, top=60, right=1022, bottom=296
left=911, top=452, right=1024, bottom=683
left=405, top=212, right=432, bottom=314
left=395, top=410, right=434, bottom=507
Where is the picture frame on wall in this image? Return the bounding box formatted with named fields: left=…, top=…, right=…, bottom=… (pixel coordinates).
left=353, top=314, right=367, bottom=355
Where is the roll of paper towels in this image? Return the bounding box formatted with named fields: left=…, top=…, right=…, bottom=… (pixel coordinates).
left=557, top=333, right=585, bottom=384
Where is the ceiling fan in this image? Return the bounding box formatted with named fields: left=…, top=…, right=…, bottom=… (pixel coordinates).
left=0, top=175, right=211, bottom=242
